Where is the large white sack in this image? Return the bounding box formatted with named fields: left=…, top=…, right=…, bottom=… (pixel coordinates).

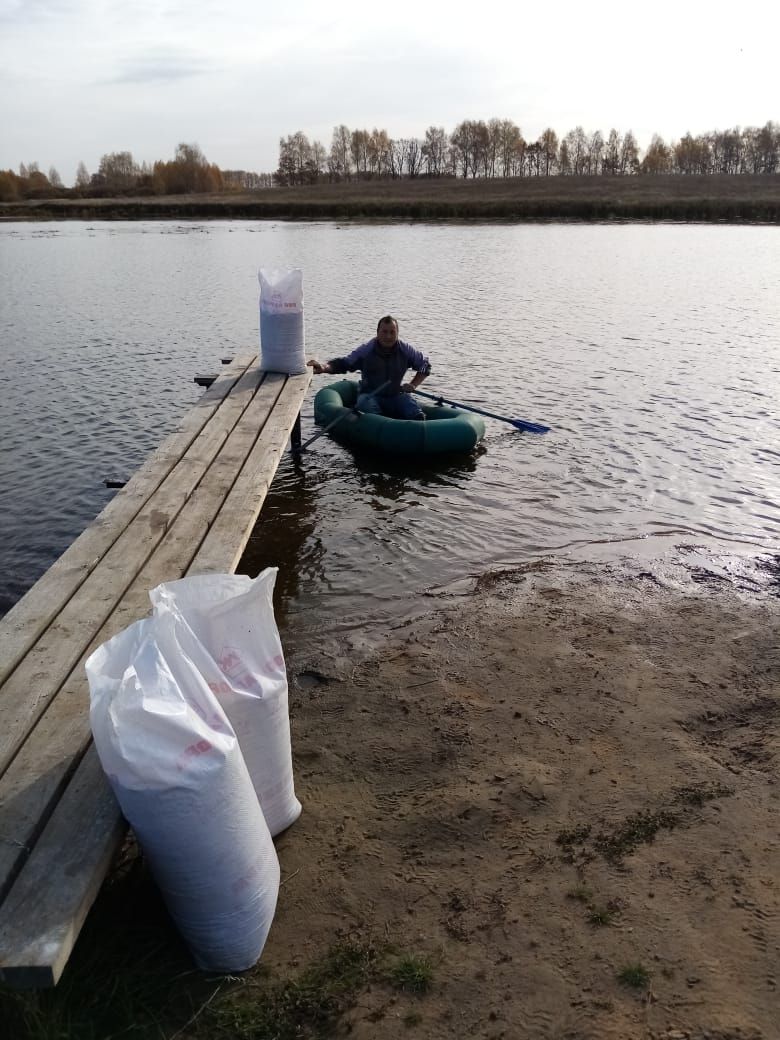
left=86, top=607, right=279, bottom=973
left=149, top=568, right=302, bottom=836
left=258, top=267, right=306, bottom=375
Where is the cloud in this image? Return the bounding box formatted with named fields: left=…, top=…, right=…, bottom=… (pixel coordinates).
left=0, top=0, right=76, bottom=25
left=107, top=52, right=212, bottom=85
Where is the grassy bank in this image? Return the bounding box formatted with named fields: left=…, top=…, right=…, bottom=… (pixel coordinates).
left=2, top=174, right=780, bottom=222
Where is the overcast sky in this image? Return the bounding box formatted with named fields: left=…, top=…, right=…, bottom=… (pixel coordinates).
left=1, top=0, right=777, bottom=185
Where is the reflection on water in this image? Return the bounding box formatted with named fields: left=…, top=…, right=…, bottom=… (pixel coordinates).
left=1, top=220, right=779, bottom=633
left=240, top=443, right=486, bottom=635
left=241, top=458, right=321, bottom=628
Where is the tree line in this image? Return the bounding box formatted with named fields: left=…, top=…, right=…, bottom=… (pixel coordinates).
left=0, top=143, right=273, bottom=202
left=276, top=120, right=780, bottom=184
left=2, top=120, right=778, bottom=203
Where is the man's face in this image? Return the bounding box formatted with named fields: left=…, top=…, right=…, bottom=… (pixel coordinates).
left=377, top=320, right=399, bottom=348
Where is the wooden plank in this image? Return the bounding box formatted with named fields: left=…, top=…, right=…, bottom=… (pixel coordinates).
left=0, top=356, right=255, bottom=687
left=0, top=747, right=124, bottom=988
left=191, top=370, right=312, bottom=574
left=0, top=364, right=265, bottom=777
left=0, top=370, right=309, bottom=985
left=0, top=373, right=291, bottom=900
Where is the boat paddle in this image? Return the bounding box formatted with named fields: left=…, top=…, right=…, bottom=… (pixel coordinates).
left=297, top=380, right=392, bottom=453
left=412, top=388, right=550, bottom=435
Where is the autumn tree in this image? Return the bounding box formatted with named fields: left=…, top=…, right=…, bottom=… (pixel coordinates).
left=562, top=127, right=588, bottom=175
left=672, top=133, right=710, bottom=174
left=350, top=129, right=370, bottom=177
left=0, top=170, right=21, bottom=201
left=558, top=138, right=571, bottom=175
left=95, top=151, right=139, bottom=193
left=422, top=126, right=448, bottom=176
left=328, top=125, right=352, bottom=181
left=366, top=128, right=391, bottom=176
left=24, top=163, right=52, bottom=197
left=494, top=120, right=524, bottom=177
left=743, top=121, right=779, bottom=173
left=586, top=130, right=605, bottom=174
left=450, top=120, right=489, bottom=177
left=275, top=132, right=316, bottom=185
left=642, top=134, right=673, bottom=174
left=619, top=131, right=640, bottom=174
left=151, top=142, right=222, bottom=193
left=525, top=141, right=542, bottom=176
left=538, top=128, right=558, bottom=175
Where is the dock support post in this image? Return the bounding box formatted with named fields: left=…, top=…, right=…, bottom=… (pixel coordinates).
left=290, top=412, right=302, bottom=455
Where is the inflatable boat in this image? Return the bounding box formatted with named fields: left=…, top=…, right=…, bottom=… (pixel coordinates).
left=313, top=380, right=485, bottom=454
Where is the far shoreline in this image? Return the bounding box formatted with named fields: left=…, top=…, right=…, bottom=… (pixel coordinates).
left=2, top=173, right=779, bottom=223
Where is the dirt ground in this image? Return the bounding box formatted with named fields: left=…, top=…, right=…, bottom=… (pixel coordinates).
left=268, top=547, right=779, bottom=1040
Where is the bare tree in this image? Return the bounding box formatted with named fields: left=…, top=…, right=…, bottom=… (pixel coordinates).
left=350, top=129, right=370, bottom=177
left=525, top=141, right=542, bottom=176
left=390, top=138, right=408, bottom=178
left=587, top=130, right=605, bottom=175
left=75, top=161, right=90, bottom=189
left=368, top=128, right=392, bottom=177
left=603, top=129, right=621, bottom=174
left=557, top=139, right=570, bottom=175
left=407, top=138, right=423, bottom=177
left=96, top=151, right=139, bottom=192
left=495, top=119, right=523, bottom=177
left=311, top=140, right=328, bottom=176
left=672, top=133, right=709, bottom=174
left=562, top=127, right=588, bottom=175
left=619, top=131, right=639, bottom=174
left=422, top=126, right=448, bottom=176
left=539, top=128, right=558, bottom=175
left=329, top=125, right=352, bottom=181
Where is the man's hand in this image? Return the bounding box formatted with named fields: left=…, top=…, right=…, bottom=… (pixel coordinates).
left=307, top=359, right=328, bottom=375
left=401, top=381, right=421, bottom=393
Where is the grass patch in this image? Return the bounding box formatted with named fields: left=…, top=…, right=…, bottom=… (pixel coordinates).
left=617, top=963, right=650, bottom=989
left=0, top=843, right=433, bottom=1040
left=556, top=824, right=592, bottom=847
left=673, top=781, right=734, bottom=807
left=387, top=954, right=434, bottom=994
left=0, top=849, right=205, bottom=1040
left=566, top=884, right=593, bottom=903
left=595, top=809, right=680, bottom=864
left=587, top=905, right=616, bottom=927
left=558, top=784, right=736, bottom=867
left=203, top=939, right=380, bottom=1039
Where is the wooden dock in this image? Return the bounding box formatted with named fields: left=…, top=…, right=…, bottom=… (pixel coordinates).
left=0, top=357, right=311, bottom=987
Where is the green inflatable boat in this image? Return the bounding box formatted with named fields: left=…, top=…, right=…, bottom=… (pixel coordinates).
left=313, top=380, right=485, bottom=454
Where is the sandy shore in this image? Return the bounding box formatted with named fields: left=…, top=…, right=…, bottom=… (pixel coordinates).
left=267, top=547, right=779, bottom=1040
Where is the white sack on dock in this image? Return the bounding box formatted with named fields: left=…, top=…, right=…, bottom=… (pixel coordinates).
left=258, top=267, right=306, bottom=374
left=86, top=607, right=279, bottom=974
left=149, top=568, right=302, bottom=837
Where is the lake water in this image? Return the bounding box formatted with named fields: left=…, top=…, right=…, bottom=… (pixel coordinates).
left=1, top=220, right=778, bottom=638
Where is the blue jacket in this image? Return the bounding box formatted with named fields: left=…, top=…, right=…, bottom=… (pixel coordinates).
left=328, top=338, right=432, bottom=395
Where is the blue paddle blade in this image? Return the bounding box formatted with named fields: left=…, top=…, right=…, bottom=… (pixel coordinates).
left=511, top=418, right=551, bottom=434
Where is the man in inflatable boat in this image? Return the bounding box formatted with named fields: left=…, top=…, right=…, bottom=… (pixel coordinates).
left=307, top=315, right=431, bottom=420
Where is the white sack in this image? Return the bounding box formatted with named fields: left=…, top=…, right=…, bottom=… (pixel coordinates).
left=149, top=568, right=302, bottom=837
left=258, top=267, right=306, bottom=375
left=86, top=607, right=279, bottom=973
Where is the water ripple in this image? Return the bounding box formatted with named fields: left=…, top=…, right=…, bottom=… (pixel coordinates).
left=2, top=221, right=779, bottom=626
